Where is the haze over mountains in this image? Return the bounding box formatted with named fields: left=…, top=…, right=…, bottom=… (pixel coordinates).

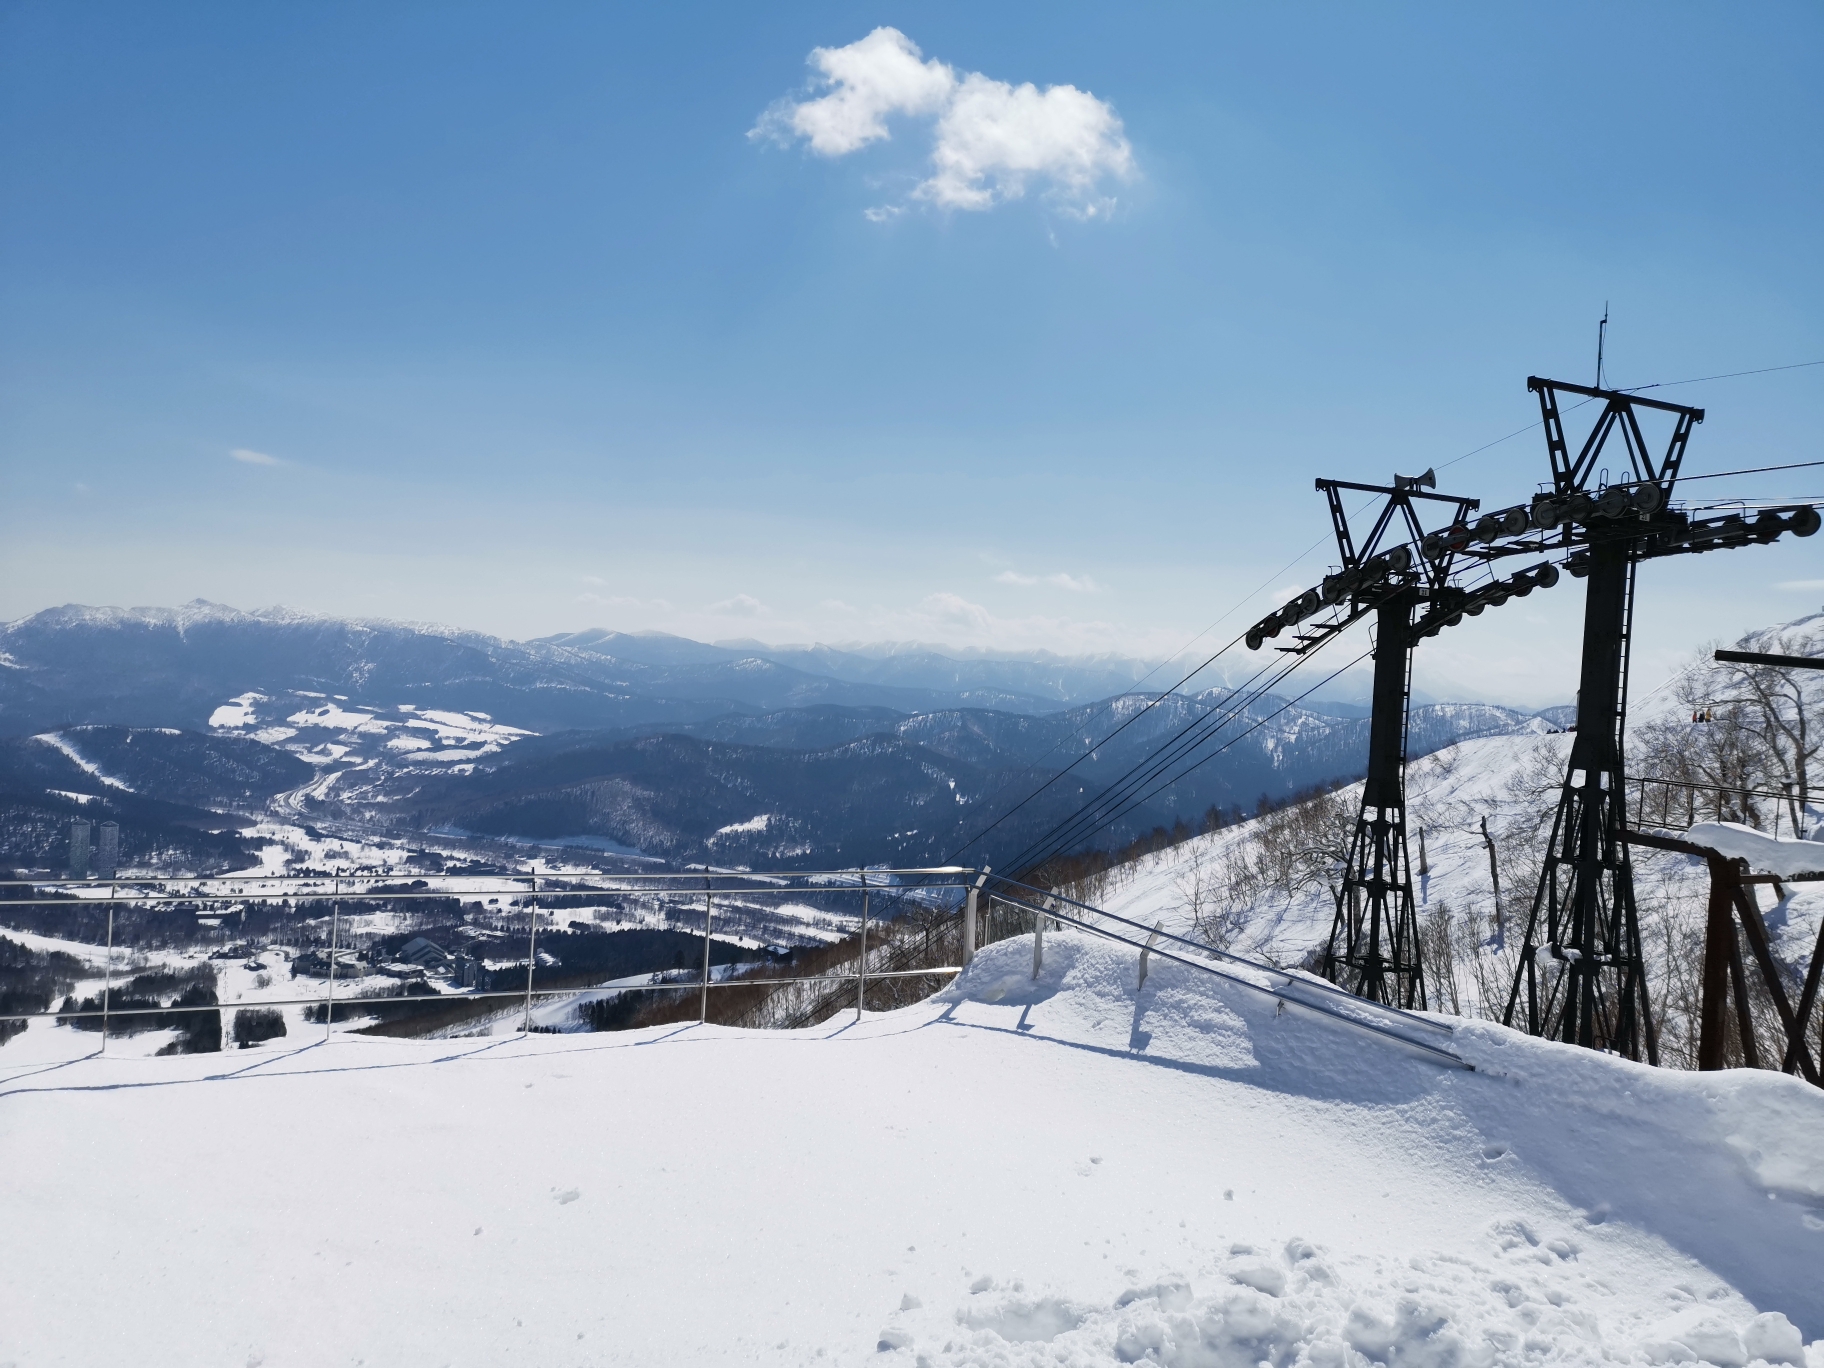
left=0, top=601, right=1558, bottom=872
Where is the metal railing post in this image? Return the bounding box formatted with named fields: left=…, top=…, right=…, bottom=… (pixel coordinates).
left=700, top=877, right=712, bottom=1024
left=325, top=869, right=341, bottom=1040
left=964, top=867, right=988, bottom=967
left=100, top=883, right=116, bottom=1054
left=857, top=870, right=869, bottom=1022
left=522, top=867, right=539, bottom=1033
left=1032, top=900, right=1044, bottom=979
left=1138, top=920, right=1163, bottom=992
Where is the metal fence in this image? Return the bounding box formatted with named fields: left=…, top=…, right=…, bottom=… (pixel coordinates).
left=0, top=866, right=1467, bottom=1070
left=0, top=867, right=981, bottom=1046
left=1631, top=774, right=1813, bottom=836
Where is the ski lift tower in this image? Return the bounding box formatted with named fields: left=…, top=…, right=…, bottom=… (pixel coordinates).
left=1481, top=377, right=1823, bottom=1061
left=1246, top=474, right=1516, bottom=1008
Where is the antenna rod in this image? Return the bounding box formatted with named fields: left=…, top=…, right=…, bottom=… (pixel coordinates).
left=1596, top=304, right=1609, bottom=389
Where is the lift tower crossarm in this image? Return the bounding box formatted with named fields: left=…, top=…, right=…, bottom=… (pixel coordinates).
left=1713, top=649, right=1824, bottom=672
left=1528, top=376, right=1703, bottom=497
left=1317, top=477, right=1478, bottom=591
left=1243, top=477, right=1478, bottom=660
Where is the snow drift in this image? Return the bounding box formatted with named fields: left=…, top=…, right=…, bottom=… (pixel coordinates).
left=3, top=929, right=1820, bottom=1366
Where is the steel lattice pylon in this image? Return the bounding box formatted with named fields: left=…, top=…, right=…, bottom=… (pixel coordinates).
left=1497, top=377, right=1704, bottom=1062
left=1323, top=588, right=1426, bottom=1008
left=1267, top=475, right=1483, bottom=1012
left=1505, top=537, right=1657, bottom=1059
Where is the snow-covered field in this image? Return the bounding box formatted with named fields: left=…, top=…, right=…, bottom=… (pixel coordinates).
left=2, top=931, right=1818, bottom=1367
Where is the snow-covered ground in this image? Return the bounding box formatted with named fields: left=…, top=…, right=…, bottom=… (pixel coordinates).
left=209, top=690, right=534, bottom=772
left=2, top=931, right=1818, bottom=1367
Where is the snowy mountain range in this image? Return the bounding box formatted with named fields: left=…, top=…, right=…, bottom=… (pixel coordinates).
left=0, top=601, right=1564, bottom=874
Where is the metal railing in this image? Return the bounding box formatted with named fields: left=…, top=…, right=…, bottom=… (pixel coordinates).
left=1630, top=774, right=1813, bottom=837
left=977, top=876, right=1468, bottom=1070
left=0, top=866, right=1465, bottom=1069
left=0, top=868, right=977, bottom=1044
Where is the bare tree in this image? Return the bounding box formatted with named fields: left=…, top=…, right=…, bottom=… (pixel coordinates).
left=1718, top=629, right=1823, bottom=820
left=1418, top=901, right=1463, bottom=1016
left=1632, top=631, right=1823, bottom=831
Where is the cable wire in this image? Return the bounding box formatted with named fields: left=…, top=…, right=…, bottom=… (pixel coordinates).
left=1673, top=460, right=1824, bottom=483
left=1006, top=642, right=1375, bottom=876
left=1622, top=359, right=1824, bottom=393
left=996, top=655, right=1315, bottom=873
left=947, top=635, right=1275, bottom=861
left=999, top=624, right=1364, bottom=874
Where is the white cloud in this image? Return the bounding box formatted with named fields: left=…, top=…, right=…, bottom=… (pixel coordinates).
left=755, top=27, right=956, bottom=156
left=994, top=569, right=1100, bottom=592
left=230, top=448, right=282, bottom=467
left=919, top=71, right=1132, bottom=212
left=755, top=28, right=1132, bottom=217
left=710, top=594, right=769, bottom=617
left=1775, top=579, right=1824, bottom=591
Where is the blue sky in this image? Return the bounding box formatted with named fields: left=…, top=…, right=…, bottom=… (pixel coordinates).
left=2, top=2, right=1820, bottom=705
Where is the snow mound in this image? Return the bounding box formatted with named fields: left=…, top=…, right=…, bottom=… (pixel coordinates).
left=1684, top=822, right=1824, bottom=878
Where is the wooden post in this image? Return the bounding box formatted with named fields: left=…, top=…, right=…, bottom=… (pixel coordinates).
left=325, top=869, right=341, bottom=1040
left=1698, top=855, right=1743, bottom=1070
left=962, top=886, right=976, bottom=965
left=1783, top=918, right=1824, bottom=1077
left=1480, top=816, right=1501, bottom=938
left=963, top=870, right=984, bottom=967
left=1731, top=874, right=1819, bottom=1083
left=1728, top=927, right=1761, bottom=1070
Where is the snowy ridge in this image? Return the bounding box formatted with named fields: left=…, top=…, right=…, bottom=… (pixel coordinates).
left=7, top=597, right=493, bottom=644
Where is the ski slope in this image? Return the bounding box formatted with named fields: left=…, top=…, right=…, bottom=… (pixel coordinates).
left=2, top=931, right=1819, bottom=1367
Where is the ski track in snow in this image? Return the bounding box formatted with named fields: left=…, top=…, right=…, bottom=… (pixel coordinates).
left=30, top=731, right=134, bottom=791
left=1, top=933, right=1819, bottom=1367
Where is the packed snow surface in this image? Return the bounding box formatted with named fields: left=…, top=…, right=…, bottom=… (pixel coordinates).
left=2, top=932, right=1820, bottom=1367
